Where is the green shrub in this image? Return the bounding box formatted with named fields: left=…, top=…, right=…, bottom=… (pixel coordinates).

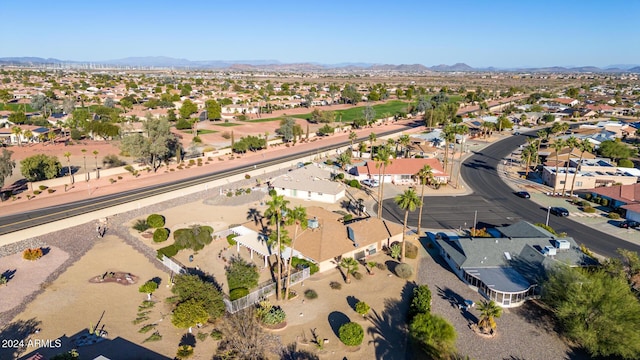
left=330, top=281, right=342, bottom=290
left=245, top=188, right=251, bottom=194
left=290, top=257, right=319, bottom=274
left=395, top=263, right=414, bottom=279
left=583, top=206, right=596, bottom=213
left=146, top=214, right=165, bottom=228
left=376, top=262, right=387, bottom=271
left=618, top=159, right=634, bottom=168
left=261, top=306, right=286, bottom=325
left=157, top=244, right=179, bottom=258
left=124, top=165, right=136, bottom=174
left=355, top=301, right=370, bottom=316
left=607, top=212, right=621, bottom=219
left=268, top=189, right=277, bottom=196
left=584, top=193, right=592, bottom=201
left=229, top=287, right=249, bottom=301
left=38, top=185, right=48, bottom=191
left=210, top=329, right=223, bottom=340
left=335, top=173, right=345, bottom=180
left=47, top=188, right=55, bottom=193
left=245, top=174, right=251, bottom=179
left=153, top=228, right=169, bottom=243
left=33, top=190, right=41, bottom=195
left=409, top=285, right=432, bottom=320
left=304, top=289, right=318, bottom=300
left=339, top=322, right=364, bottom=346
left=196, top=332, right=208, bottom=341
left=343, top=214, right=353, bottom=222
left=139, top=324, right=155, bottom=333
left=601, top=198, right=609, bottom=207
left=227, top=234, right=237, bottom=245
left=226, top=191, right=233, bottom=197
left=405, top=242, right=419, bottom=259
left=226, top=256, right=259, bottom=292
left=534, top=223, right=558, bottom=235
left=348, top=179, right=361, bottom=189
left=353, top=271, right=363, bottom=280
left=176, top=344, right=194, bottom=359
left=143, top=331, right=162, bottom=343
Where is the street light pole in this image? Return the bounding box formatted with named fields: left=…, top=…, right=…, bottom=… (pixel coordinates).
left=545, top=206, right=551, bottom=227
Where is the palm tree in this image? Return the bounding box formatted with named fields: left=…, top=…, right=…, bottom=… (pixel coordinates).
left=476, top=300, right=502, bottom=334
left=455, top=124, right=469, bottom=188
left=398, top=134, right=411, bottom=158
left=93, top=150, right=100, bottom=179
left=284, top=206, right=307, bottom=300
left=375, top=146, right=393, bottom=219
left=337, top=152, right=352, bottom=171
left=416, top=165, right=434, bottom=234
left=533, top=129, right=549, bottom=169
left=358, top=142, right=367, bottom=158
left=11, top=126, right=22, bottom=147
left=264, top=194, right=291, bottom=300
left=264, top=131, right=269, bottom=148
left=561, top=136, right=579, bottom=196
left=349, top=131, right=357, bottom=147
left=23, top=130, right=33, bottom=145
left=521, top=141, right=538, bottom=177
left=64, top=151, right=74, bottom=184
left=368, top=132, right=377, bottom=153
left=551, top=139, right=566, bottom=194
left=81, top=149, right=89, bottom=181
left=339, top=257, right=359, bottom=283
left=569, top=139, right=594, bottom=197
left=441, top=124, right=456, bottom=180
left=395, top=188, right=422, bottom=260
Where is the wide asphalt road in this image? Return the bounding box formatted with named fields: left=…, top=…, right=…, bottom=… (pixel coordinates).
left=382, top=133, right=640, bottom=259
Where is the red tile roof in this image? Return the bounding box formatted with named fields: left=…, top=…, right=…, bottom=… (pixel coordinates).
left=590, top=183, right=640, bottom=203
left=364, top=158, right=447, bottom=177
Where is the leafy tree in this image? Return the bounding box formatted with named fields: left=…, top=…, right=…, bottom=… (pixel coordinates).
left=409, top=285, right=432, bottom=320
left=217, top=308, right=282, bottom=359
left=205, top=99, right=221, bottom=120
left=104, top=97, right=115, bottom=108
left=395, top=188, right=421, bottom=260
left=317, top=124, right=333, bottom=136
left=566, top=87, right=580, bottom=98
left=597, top=140, right=637, bottom=163
left=30, top=94, right=54, bottom=118
left=339, top=257, right=359, bottom=283
left=496, top=115, right=512, bottom=133
left=341, top=84, right=360, bottom=105
left=172, top=274, right=225, bottom=321
left=276, top=117, right=302, bottom=143
left=20, top=154, right=61, bottom=182
left=226, top=255, right=259, bottom=292
left=363, top=105, right=376, bottom=124
left=541, top=266, right=640, bottom=359
left=409, top=313, right=457, bottom=358
left=120, top=118, right=177, bottom=172
left=172, top=299, right=209, bottom=333
left=0, top=149, right=15, bottom=189
left=9, top=110, right=27, bottom=125
left=179, top=99, right=198, bottom=119
left=139, top=280, right=158, bottom=300
left=0, top=88, right=12, bottom=109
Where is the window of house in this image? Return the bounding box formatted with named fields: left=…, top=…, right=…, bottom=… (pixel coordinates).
left=308, top=191, right=312, bottom=197
left=576, top=181, right=583, bottom=186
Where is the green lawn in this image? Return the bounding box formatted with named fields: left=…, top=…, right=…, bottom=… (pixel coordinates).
left=182, top=129, right=218, bottom=134
left=0, top=103, right=36, bottom=112
left=211, top=122, right=242, bottom=127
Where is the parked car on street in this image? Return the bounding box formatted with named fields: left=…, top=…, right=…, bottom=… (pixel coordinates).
left=515, top=191, right=530, bottom=199
left=619, top=220, right=640, bottom=229
left=549, top=207, right=569, bottom=217
left=361, top=179, right=380, bottom=188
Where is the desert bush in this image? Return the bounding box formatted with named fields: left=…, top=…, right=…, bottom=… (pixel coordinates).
left=33, top=190, right=41, bottom=195
left=227, top=234, right=237, bottom=246
left=133, top=219, right=151, bottom=232
left=176, top=345, right=194, bottom=359
left=139, top=324, right=155, bottom=333
left=395, top=263, right=414, bottom=279
left=47, top=188, right=55, bottom=193
left=210, top=329, right=223, bottom=340
left=102, top=154, right=126, bottom=168
left=235, top=189, right=244, bottom=196
left=0, top=274, right=7, bottom=285
left=353, top=271, right=363, bottom=280
left=245, top=174, right=251, bottom=179
left=23, top=248, right=43, bottom=261
left=348, top=179, right=361, bottom=189
left=146, top=214, right=165, bottom=228
left=601, top=198, right=610, bottom=207
left=157, top=244, right=179, bottom=258
left=290, top=257, right=319, bottom=274
left=261, top=306, right=286, bottom=325
left=226, top=191, right=233, bottom=197
left=339, top=322, right=364, bottom=346
left=583, top=206, right=596, bottom=213
left=584, top=193, right=592, bottom=201
left=226, top=256, right=259, bottom=292
left=355, top=301, right=370, bottom=316
left=607, top=212, right=621, bottom=219
left=405, top=242, right=419, bottom=259
left=38, top=185, right=48, bottom=191
left=376, top=262, right=388, bottom=271
left=245, top=188, right=251, bottom=194
left=343, top=214, right=353, bottom=222
left=304, top=289, right=318, bottom=300
left=196, top=332, right=208, bottom=341
left=330, top=281, right=342, bottom=290
left=229, top=287, right=249, bottom=301
left=143, top=331, right=162, bottom=343
left=409, top=285, right=432, bottom=320
left=268, top=189, right=277, bottom=196
left=153, top=228, right=169, bottom=243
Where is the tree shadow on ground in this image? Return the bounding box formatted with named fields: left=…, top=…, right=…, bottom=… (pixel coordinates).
left=436, top=285, right=479, bottom=325
left=0, top=318, right=41, bottom=359
left=385, top=260, right=399, bottom=275
left=2, top=268, right=17, bottom=283
left=346, top=295, right=361, bottom=312
left=180, top=333, right=196, bottom=347
left=367, top=282, right=415, bottom=360
left=280, top=343, right=320, bottom=360
left=328, top=311, right=350, bottom=338
left=150, top=276, right=162, bottom=286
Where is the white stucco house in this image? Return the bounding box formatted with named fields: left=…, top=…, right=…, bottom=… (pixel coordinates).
left=270, top=166, right=346, bottom=204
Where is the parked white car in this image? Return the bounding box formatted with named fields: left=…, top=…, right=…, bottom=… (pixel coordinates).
left=361, top=179, right=380, bottom=187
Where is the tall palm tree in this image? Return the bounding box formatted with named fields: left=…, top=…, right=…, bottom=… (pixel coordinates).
left=368, top=132, right=377, bottom=153
left=534, top=129, right=549, bottom=169
left=22, top=130, right=33, bottom=145
left=358, top=142, right=367, bottom=158
left=398, top=134, right=411, bottom=158
left=264, top=194, right=291, bottom=300
left=441, top=124, right=456, bottom=180
left=375, top=146, right=393, bottom=218
left=93, top=150, right=100, bottom=179
left=337, top=151, right=352, bottom=171
left=551, top=139, right=566, bottom=194
left=521, top=141, right=538, bottom=177
left=349, top=131, right=357, bottom=147
left=81, top=149, right=89, bottom=181
left=455, top=124, right=469, bottom=188
left=11, top=126, right=22, bottom=147
left=561, top=136, right=579, bottom=196
left=476, top=300, right=503, bottom=333
left=395, top=188, right=422, bottom=260
left=285, top=206, right=307, bottom=300
left=339, top=257, right=359, bottom=283
left=569, top=139, right=594, bottom=197
left=64, top=151, right=74, bottom=184
left=416, top=165, right=434, bottom=234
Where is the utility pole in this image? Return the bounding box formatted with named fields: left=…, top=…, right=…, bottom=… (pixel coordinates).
left=473, top=210, right=477, bottom=236
left=545, top=206, right=551, bottom=227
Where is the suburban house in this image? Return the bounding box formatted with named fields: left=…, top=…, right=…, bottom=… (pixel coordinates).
left=283, top=206, right=403, bottom=273
left=430, top=221, right=595, bottom=308
left=270, top=166, right=346, bottom=204
left=578, top=183, right=640, bottom=222
left=352, top=158, right=449, bottom=185
left=541, top=158, right=639, bottom=191
left=0, top=124, right=50, bottom=145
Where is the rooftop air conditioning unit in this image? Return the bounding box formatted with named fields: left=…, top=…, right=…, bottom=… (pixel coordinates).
left=554, top=239, right=570, bottom=250
left=308, top=218, right=319, bottom=229
left=542, top=246, right=557, bottom=256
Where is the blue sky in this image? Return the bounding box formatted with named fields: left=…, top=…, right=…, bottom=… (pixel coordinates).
left=2, top=0, right=638, bottom=68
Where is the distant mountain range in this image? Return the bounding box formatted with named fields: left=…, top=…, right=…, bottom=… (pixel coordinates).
left=1, top=56, right=639, bottom=73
